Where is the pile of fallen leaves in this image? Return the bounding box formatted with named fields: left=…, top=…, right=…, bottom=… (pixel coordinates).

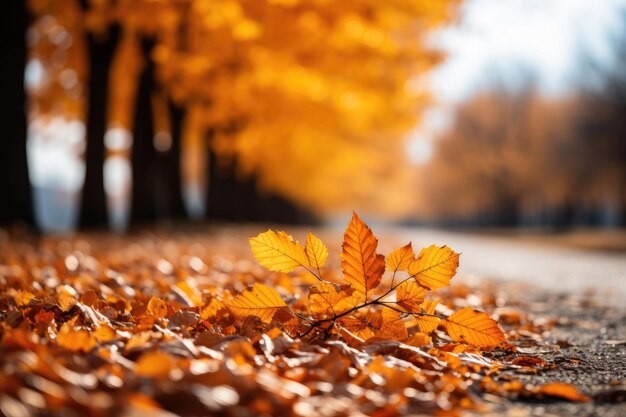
left=0, top=215, right=591, bottom=416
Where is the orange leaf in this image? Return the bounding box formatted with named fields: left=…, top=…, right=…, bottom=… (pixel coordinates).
left=340, top=309, right=407, bottom=340
left=395, top=280, right=428, bottom=312
left=408, top=245, right=459, bottom=290
left=445, top=307, right=505, bottom=348
left=308, top=281, right=361, bottom=318
left=537, top=383, right=590, bottom=402
left=57, top=323, right=96, bottom=352
left=227, top=283, right=287, bottom=323
left=341, top=213, right=385, bottom=299
left=386, top=243, right=415, bottom=272
left=376, top=308, right=408, bottom=340
left=135, top=351, right=175, bottom=378
left=249, top=230, right=309, bottom=273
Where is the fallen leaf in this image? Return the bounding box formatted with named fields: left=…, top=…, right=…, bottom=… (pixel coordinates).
left=227, top=283, right=288, bottom=323
left=537, top=382, right=590, bottom=402
left=308, top=281, right=361, bottom=318
left=147, top=297, right=168, bottom=318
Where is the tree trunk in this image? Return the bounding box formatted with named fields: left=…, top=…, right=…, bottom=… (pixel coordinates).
left=206, top=150, right=316, bottom=224
left=153, top=101, right=186, bottom=219
left=80, top=26, right=120, bottom=228
left=0, top=1, right=34, bottom=228
left=130, top=40, right=157, bottom=224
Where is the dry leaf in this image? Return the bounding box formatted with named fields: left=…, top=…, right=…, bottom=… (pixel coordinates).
left=57, top=323, right=96, bottom=352
left=135, top=351, right=175, bottom=378
left=147, top=296, right=168, bottom=318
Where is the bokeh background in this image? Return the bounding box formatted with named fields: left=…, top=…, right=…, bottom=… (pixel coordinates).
left=1, top=0, right=626, bottom=236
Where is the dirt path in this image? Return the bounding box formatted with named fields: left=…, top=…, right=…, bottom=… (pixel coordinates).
left=386, top=227, right=626, bottom=305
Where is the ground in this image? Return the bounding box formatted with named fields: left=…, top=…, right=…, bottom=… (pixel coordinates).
left=0, top=224, right=624, bottom=416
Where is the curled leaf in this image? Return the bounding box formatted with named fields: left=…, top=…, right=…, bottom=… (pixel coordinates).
left=147, top=296, right=168, bottom=319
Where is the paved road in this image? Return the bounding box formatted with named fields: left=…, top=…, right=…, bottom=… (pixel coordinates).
left=385, top=227, right=626, bottom=305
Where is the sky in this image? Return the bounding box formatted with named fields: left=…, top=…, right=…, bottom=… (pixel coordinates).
left=408, top=0, right=626, bottom=164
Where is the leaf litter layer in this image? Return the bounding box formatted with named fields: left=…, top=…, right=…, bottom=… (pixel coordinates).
left=0, top=220, right=622, bottom=417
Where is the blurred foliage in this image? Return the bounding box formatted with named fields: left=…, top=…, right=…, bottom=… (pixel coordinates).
left=26, top=0, right=460, bottom=218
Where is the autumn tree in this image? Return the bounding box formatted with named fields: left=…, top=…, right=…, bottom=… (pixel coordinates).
left=573, top=10, right=626, bottom=225
left=420, top=85, right=580, bottom=227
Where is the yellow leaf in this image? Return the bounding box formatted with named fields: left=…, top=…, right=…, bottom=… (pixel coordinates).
left=396, top=280, right=428, bottom=312
left=413, top=299, right=440, bottom=334
left=445, top=307, right=505, bottom=348
left=408, top=245, right=459, bottom=290
left=305, top=232, right=328, bottom=271
left=341, top=213, right=385, bottom=299
left=147, top=297, right=168, bottom=318
left=308, top=281, right=361, bottom=318
left=250, top=230, right=308, bottom=273
left=227, top=283, right=287, bottom=323
left=386, top=242, right=415, bottom=272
